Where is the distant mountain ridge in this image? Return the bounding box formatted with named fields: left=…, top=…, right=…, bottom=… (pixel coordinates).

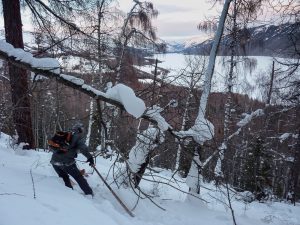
left=166, top=22, right=299, bottom=57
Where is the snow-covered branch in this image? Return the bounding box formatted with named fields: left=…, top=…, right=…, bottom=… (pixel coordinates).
left=236, top=109, right=264, bottom=127
left=0, top=40, right=150, bottom=119
left=228, top=109, right=264, bottom=140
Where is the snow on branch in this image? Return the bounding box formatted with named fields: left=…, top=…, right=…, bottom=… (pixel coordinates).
left=228, top=109, right=264, bottom=140
left=128, top=127, right=164, bottom=173
left=0, top=39, right=201, bottom=141
left=106, top=84, right=145, bottom=118
left=175, top=112, right=214, bottom=144
left=0, top=40, right=60, bottom=73
left=237, top=109, right=264, bottom=127
left=0, top=40, right=146, bottom=118
left=144, top=105, right=171, bottom=131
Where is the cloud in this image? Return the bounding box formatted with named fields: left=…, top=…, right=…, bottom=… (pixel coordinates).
left=154, top=3, right=191, bottom=14
left=157, top=21, right=200, bottom=37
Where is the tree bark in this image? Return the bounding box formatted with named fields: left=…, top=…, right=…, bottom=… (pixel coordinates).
left=2, top=0, right=35, bottom=148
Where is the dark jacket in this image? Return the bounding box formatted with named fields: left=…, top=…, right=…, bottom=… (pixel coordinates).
left=50, top=132, right=92, bottom=166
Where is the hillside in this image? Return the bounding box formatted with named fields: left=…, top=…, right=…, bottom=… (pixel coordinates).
left=166, top=23, right=300, bottom=57
left=1, top=132, right=300, bottom=225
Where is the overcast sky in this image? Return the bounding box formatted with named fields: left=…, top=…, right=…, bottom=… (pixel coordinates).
left=118, top=0, right=290, bottom=41
left=0, top=0, right=286, bottom=43
left=119, top=0, right=222, bottom=41
left=0, top=0, right=219, bottom=42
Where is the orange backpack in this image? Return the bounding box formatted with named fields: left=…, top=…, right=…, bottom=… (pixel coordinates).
left=48, top=131, right=72, bottom=153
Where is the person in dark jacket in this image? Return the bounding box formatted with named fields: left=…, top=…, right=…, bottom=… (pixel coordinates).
left=50, top=123, right=94, bottom=196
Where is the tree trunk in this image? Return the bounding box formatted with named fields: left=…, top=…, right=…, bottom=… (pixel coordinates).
left=267, top=61, right=275, bottom=104
left=291, top=128, right=300, bottom=201
left=187, top=0, right=232, bottom=195
left=2, top=0, right=34, bottom=148
left=197, top=0, right=232, bottom=117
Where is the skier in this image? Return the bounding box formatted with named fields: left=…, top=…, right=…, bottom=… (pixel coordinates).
left=50, top=122, right=94, bottom=196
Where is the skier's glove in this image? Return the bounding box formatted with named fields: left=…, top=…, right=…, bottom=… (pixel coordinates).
left=86, top=157, right=94, bottom=167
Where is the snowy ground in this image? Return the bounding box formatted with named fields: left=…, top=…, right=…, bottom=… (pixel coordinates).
left=1, top=132, right=299, bottom=225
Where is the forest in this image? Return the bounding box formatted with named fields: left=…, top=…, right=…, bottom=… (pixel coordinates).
left=0, top=1, right=299, bottom=224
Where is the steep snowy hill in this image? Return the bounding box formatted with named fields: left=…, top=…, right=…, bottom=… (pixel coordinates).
left=0, top=132, right=299, bottom=225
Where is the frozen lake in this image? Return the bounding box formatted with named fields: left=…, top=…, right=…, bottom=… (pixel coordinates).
left=136, top=53, right=294, bottom=101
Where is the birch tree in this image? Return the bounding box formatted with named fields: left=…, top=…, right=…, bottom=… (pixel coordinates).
left=175, top=55, right=206, bottom=172
left=182, top=0, right=232, bottom=195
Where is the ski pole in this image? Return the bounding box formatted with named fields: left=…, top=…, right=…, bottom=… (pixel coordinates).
left=91, top=165, right=135, bottom=217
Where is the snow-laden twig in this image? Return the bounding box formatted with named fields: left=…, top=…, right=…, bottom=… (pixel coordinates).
left=237, top=109, right=264, bottom=127
left=228, top=109, right=264, bottom=140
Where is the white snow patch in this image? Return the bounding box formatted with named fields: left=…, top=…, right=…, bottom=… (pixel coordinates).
left=285, top=157, right=294, bottom=162
left=279, top=133, right=291, bottom=142
left=106, top=84, right=146, bottom=118
left=1, top=132, right=300, bottom=225
left=175, top=114, right=214, bottom=144
left=237, top=109, right=264, bottom=127
left=0, top=40, right=60, bottom=73
left=144, top=105, right=171, bottom=131
left=128, top=127, right=164, bottom=173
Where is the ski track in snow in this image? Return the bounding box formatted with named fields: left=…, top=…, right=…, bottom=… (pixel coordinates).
left=0, top=133, right=299, bottom=225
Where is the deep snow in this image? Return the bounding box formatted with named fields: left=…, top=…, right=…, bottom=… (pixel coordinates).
left=0, top=132, right=299, bottom=225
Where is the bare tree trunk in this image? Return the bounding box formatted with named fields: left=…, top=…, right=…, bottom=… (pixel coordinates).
left=151, top=58, right=158, bottom=105
left=216, top=0, right=237, bottom=183
left=2, top=0, right=34, bottom=149
left=175, top=98, right=190, bottom=171
left=291, top=127, right=300, bottom=202
left=267, top=61, right=275, bottom=104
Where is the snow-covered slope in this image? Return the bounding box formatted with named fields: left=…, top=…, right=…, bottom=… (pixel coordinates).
left=0, top=132, right=299, bottom=225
